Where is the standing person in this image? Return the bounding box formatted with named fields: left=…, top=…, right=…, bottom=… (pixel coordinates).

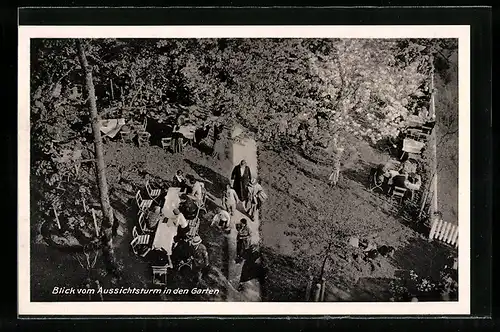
left=231, top=159, right=252, bottom=202
left=211, top=123, right=224, bottom=159
left=235, top=218, right=251, bottom=264
left=191, top=236, right=209, bottom=284
left=246, top=178, right=264, bottom=221
left=222, top=184, right=239, bottom=216
left=328, top=155, right=341, bottom=187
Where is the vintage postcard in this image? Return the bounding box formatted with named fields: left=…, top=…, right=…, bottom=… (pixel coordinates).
left=18, top=24, right=470, bottom=315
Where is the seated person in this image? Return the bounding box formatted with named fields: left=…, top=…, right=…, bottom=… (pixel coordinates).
left=172, top=170, right=188, bottom=192
left=146, top=205, right=163, bottom=230
left=405, top=173, right=422, bottom=191
left=392, top=172, right=408, bottom=189
left=211, top=208, right=232, bottom=232
left=173, top=208, right=190, bottom=241
left=171, top=235, right=193, bottom=267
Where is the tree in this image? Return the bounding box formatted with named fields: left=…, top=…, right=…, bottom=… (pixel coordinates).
left=76, top=39, right=119, bottom=276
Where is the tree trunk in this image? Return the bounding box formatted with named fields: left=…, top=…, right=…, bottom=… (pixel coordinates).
left=319, top=243, right=332, bottom=280
left=76, top=39, right=120, bottom=276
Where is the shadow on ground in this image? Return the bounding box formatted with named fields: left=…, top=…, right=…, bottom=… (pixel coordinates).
left=184, top=158, right=230, bottom=199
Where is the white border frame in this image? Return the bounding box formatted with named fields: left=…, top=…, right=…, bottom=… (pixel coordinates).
left=18, top=25, right=470, bottom=316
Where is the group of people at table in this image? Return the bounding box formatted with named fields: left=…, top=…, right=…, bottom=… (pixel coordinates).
left=139, top=159, right=267, bottom=284
left=372, top=159, right=422, bottom=201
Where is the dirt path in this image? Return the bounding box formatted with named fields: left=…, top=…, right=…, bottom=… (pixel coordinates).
left=225, top=125, right=261, bottom=301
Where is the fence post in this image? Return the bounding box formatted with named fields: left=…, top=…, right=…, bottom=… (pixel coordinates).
left=305, top=275, right=313, bottom=301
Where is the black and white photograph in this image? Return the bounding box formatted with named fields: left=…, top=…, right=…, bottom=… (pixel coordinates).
left=18, top=24, right=470, bottom=315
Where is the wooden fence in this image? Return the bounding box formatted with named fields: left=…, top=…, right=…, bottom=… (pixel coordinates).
left=429, top=219, right=458, bottom=247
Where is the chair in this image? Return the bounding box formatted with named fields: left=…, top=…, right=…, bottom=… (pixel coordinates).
left=390, top=186, right=407, bottom=203
left=152, top=265, right=169, bottom=286
left=368, top=169, right=384, bottom=194
left=196, top=183, right=208, bottom=214
left=187, top=217, right=200, bottom=238
left=137, top=131, right=151, bottom=147
left=138, top=210, right=152, bottom=233
left=177, top=257, right=193, bottom=272
left=121, top=131, right=135, bottom=144
left=131, top=226, right=151, bottom=257
left=161, top=137, right=172, bottom=151
left=135, top=190, right=153, bottom=214
left=146, top=179, right=162, bottom=201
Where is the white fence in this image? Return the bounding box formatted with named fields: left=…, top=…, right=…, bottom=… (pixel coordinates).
left=429, top=219, right=458, bottom=247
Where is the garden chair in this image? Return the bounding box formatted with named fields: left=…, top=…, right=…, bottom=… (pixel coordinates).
left=187, top=217, right=200, bottom=238
left=421, top=125, right=433, bottom=134
left=138, top=210, right=153, bottom=234
left=120, top=131, right=135, bottom=144
left=145, top=179, right=162, bottom=202
left=152, top=264, right=169, bottom=286
left=368, top=168, right=385, bottom=194
left=135, top=190, right=153, bottom=214
left=390, top=186, right=407, bottom=204
left=131, top=226, right=151, bottom=257
left=177, top=256, right=193, bottom=272
left=137, top=131, right=151, bottom=147
left=161, top=137, right=172, bottom=151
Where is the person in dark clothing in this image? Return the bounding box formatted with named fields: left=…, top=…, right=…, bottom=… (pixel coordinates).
left=194, top=124, right=211, bottom=146
left=211, top=123, right=224, bottom=159
left=191, top=236, right=209, bottom=283
left=231, top=159, right=252, bottom=202
left=236, top=218, right=251, bottom=264
left=172, top=170, right=188, bottom=192
left=171, top=235, right=193, bottom=268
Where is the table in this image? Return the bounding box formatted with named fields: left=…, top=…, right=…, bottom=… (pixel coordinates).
left=152, top=187, right=182, bottom=255
left=176, top=125, right=196, bottom=140
left=99, top=118, right=126, bottom=138
left=162, top=187, right=181, bottom=218
left=402, top=138, right=425, bottom=154
left=407, top=115, right=425, bottom=127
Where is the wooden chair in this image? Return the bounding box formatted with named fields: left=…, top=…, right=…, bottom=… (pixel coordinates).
left=187, top=217, right=200, bottom=238
left=135, top=190, right=153, bottom=214
left=152, top=264, right=169, bottom=286
left=368, top=169, right=385, bottom=194
left=390, top=186, right=407, bottom=203
left=121, top=131, right=135, bottom=144
left=161, top=137, right=172, bottom=151
left=137, top=131, right=151, bottom=147
left=131, top=226, right=151, bottom=257
left=138, top=210, right=152, bottom=234
left=146, top=179, right=162, bottom=201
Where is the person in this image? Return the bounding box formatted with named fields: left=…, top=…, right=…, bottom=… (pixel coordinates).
left=405, top=173, right=422, bottom=191
left=236, top=218, right=252, bottom=264
left=328, top=158, right=341, bottom=187
left=173, top=208, right=190, bottom=241
left=191, top=235, right=209, bottom=283
left=194, top=123, right=211, bottom=146
left=391, top=171, right=408, bottom=189
left=211, top=208, right=231, bottom=232
left=146, top=205, right=163, bottom=230
left=246, top=178, right=264, bottom=220
left=171, top=119, right=184, bottom=153
left=222, top=184, right=239, bottom=216
left=211, top=123, right=224, bottom=158
left=172, top=170, right=188, bottom=192
left=190, top=179, right=204, bottom=205
left=171, top=235, right=193, bottom=268
left=231, top=159, right=252, bottom=202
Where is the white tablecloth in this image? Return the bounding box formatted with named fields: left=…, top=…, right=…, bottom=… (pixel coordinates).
left=402, top=138, right=425, bottom=154
left=99, top=118, right=126, bottom=138
left=175, top=125, right=196, bottom=140
left=162, top=187, right=181, bottom=218
left=152, top=219, right=177, bottom=255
